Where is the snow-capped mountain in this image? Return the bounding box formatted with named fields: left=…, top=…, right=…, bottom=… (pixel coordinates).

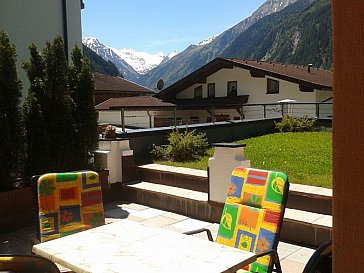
left=139, top=0, right=303, bottom=88
left=82, top=37, right=178, bottom=76
left=82, top=37, right=139, bottom=81
left=83, top=0, right=304, bottom=86
left=109, top=47, right=177, bottom=74
left=194, top=34, right=219, bottom=47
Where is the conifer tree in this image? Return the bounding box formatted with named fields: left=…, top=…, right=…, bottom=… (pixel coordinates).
left=69, top=46, right=99, bottom=169
left=22, top=45, right=51, bottom=178
left=23, top=37, right=99, bottom=175
left=23, top=37, right=76, bottom=173
left=0, top=31, right=23, bottom=190
left=42, top=37, right=76, bottom=171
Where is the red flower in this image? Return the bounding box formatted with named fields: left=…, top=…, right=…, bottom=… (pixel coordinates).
left=227, top=182, right=237, bottom=195
left=257, top=236, right=270, bottom=252
left=61, top=210, right=73, bottom=224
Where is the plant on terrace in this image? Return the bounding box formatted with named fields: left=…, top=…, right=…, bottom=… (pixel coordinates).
left=151, top=127, right=208, bottom=162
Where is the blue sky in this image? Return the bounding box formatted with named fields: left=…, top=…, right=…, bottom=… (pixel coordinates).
left=82, top=0, right=266, bottom=54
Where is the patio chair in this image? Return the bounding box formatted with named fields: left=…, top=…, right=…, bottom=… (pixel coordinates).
left=184, top=167, right=289, bottom=273
left=302, top=240, right=332, bottom=273
left=0, top=254, right=60, bottom=273
left=31, top=171, right=105, bottom=244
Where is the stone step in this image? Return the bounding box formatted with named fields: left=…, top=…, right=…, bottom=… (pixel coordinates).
left=137, top=164, right=332, bottom=215
left=120, top=181, right=332, bottom=248
left=287, top=184, right=332, bottom=215
left=137, top=164, right=208, bottom=192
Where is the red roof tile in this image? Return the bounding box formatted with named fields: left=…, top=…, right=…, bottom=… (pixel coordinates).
left=93, top=72, right=154, bottom=94
left=227, top=58, right=332, bottom=88
left=95, top=96, right=176, bottom=110
left=95, top=95, right=249, bottom=110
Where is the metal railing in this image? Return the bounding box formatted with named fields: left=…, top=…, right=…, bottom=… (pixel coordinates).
left=102, top=102, right=333, bottom=132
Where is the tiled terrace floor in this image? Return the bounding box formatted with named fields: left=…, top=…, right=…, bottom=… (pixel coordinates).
left=0, top=200, right=315, bottom=273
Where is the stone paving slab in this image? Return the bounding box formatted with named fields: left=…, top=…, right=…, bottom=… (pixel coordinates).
left=0, top=200, right=315, bottom=273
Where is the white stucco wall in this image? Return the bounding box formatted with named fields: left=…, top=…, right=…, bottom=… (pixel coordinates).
left=97, top=67, right=332, bottom=126
left=98, top=108, right=246, bottom=129
left=99, top=110, right=159, bottom=128
left=177, top=67, right=320, bottom=102
left=175, top=67, right=332, bottom=119
left=0, top=0, right=82, bottom=96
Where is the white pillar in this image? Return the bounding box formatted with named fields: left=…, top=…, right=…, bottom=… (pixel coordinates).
left=208, top=143, right=250, bottom=204
left=119, top=138, right=133, bottom=157
left=96, top=138, right=134, bottom=185
left=96, top=139, right=122, bottom=184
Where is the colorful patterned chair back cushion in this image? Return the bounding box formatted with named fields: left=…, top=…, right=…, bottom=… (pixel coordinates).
left=216, top=167, right=289, bottom=273
left=37, top=171, right=105, bottom=242
left=0, top=254, right=61, bottom=273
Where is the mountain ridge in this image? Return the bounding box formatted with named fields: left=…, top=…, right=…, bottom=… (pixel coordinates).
left=83, top=37, right=139, bottom=82
left=138, top=0, right=301, bottom=89
left=83, top=0, right=332, bottom=90
left=82, top=37, right=178, bottom=78
left=222, top=0, right=332, bottom=70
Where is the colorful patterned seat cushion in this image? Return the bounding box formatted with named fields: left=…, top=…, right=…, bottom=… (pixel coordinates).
left=37, top=171, right=105, bottom=242
left=0, top=255, right=60, bottom=273
left=216, top=167, right=289, bottom=273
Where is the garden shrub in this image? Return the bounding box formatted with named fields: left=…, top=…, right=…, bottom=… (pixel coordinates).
left=275, top=115, right=317, bottom=132
left=151, top=128, right=208, bottom=162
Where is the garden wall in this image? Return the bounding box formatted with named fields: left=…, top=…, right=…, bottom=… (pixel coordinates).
left=119, top=118, right=279, bottom=159
left=119, top=117, right=332, bottom=160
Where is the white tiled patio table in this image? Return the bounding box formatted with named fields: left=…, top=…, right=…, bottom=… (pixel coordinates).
left=32, top=219, right=256, bottom=273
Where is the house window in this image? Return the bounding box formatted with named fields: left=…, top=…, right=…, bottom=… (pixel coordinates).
left=216, top=114, right=230, bottom=122
left=194, top=85, right=202, bottom=98
left=190, top=117, right=199, bottom=124
left=267, top=79, right=279, bottom=94
left=208, top=83, right=215, bottom=97
left=227, top=81, right=237, bottom=97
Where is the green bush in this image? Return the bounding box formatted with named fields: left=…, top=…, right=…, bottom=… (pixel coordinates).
left=275, top=115, right=317, bottom=132
left=151, top=128, right=208, bottom=162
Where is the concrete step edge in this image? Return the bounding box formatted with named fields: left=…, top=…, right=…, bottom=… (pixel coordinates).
left=123, top=182, right=332, bottom=228
left=122, top=183, right=331, bottom=248
left=138, top=164, right=332, bottom=198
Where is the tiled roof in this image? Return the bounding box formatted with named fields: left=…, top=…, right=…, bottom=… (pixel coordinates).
left=95, top=95, right=249, bottom=110
left=227, top=58, right=332, bottom=88
left=156, top=58, right=333, bottom=99
left=93, top=72, right=154, bottom=94
left=95, top=96, right=176, bottom=110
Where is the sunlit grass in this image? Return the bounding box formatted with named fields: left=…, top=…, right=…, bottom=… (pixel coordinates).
left=155, top=132, right=332, bottom=188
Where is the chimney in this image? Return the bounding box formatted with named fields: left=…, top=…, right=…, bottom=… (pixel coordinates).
left=308, top=64, right=313, bottom=73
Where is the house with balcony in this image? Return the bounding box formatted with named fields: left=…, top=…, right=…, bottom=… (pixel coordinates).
left=96, top=57, right=333, bottom=129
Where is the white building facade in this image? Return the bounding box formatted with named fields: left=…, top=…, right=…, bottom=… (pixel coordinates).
left=97, top=58, right=333, bottom=129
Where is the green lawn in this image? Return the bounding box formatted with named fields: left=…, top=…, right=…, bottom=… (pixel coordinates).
left=155, top=132, right=332, bottom=188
